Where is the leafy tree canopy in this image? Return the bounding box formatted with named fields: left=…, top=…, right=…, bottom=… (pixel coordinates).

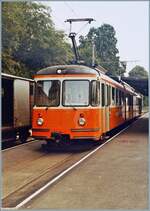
left=128, top=65, right=148, bottom=78
left=2, top=2, right=127, bottom=78
left=78, top=24, right=125, bottom=76
left=2, top=2, right=73, bottom=77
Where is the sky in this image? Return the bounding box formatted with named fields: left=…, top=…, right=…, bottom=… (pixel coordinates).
left=39, top=1, right=149, bottom=74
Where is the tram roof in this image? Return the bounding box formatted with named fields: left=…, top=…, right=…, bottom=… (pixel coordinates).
left=36, top=64, right=140, bottom=96
left=36, top=65, right=99, bottom=76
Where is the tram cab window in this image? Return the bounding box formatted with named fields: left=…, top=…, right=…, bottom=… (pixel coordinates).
left=101, top=83, right=105, bottom=107
left=35, top=80, right=60, bottom=106
left=112, top=87, right=115, bottom=105
left=63, top=80, right=89, bottom=106
left=91, top=81, right=100, bottom=106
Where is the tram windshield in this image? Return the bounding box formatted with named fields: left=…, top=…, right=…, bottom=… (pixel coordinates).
left=63, top=80, right=89, bottom=106
left=35, top=80, right=60, bottom=106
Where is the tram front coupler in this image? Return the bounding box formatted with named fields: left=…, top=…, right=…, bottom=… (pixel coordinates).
left=51, top=132, right=62, bottom=143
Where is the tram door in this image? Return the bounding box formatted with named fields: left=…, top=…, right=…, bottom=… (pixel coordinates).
left=101, top=83, right=110, bottom=133
left=105, top=84, right=110, bottom=132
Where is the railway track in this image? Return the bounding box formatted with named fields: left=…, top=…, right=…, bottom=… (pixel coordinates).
left=2, top=117, right=139, bottom=209
left=2, top=140, right=97, bottom=208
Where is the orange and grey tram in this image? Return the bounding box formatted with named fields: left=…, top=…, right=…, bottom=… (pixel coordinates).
left=32, top=65, right=142, bottom=143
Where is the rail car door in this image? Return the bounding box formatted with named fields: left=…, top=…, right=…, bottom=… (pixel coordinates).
left=101, top=83, right=110, bottom=133
left=105, top=84, right=110, bottom=132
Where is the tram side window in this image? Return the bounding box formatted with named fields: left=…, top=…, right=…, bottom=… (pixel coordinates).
left=106, top=85, right=111, bottom=106
left=116, top=89, right=119, bottom=106
left=91, top=81, right=100, bottom=106
left=101, top=84, right=105, bottom=107
left=121, top=92, right=125, bottom=105
left=112, top=87, right=115, bottom=105
left=136, top=97, right=139, bottom=105
left=128, top=95, right=133, bottom=106
left=119, top=90, right=122, bottom=106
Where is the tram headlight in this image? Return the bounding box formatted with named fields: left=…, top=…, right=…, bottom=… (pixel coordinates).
left=78, top=117, right=86, bottom=126
left=37, top=118, right=44, bottom=126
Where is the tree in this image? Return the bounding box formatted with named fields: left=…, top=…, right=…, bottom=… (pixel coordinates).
left=129, top=65, right=148, bottom=78
left=2, top=2, right=73, bottom=77
left=79, top=24, right=125, bottom=76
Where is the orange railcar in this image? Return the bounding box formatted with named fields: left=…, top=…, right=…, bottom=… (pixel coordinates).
left=32, top=65, right=142, bottom=143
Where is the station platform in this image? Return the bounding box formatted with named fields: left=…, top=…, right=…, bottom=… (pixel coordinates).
left=25, top=113, right=149, bottom=209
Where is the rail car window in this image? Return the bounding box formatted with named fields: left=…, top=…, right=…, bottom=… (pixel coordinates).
left=136, top=97, right=140, bottom=105
left=119, top=90, right=122, bottom=106
left=116, top=89, right=119, bottom=105
left=101, top=83, right=105, bottom=107
left=107, top=85, right=111, bottom=106
left=91, top=81, right=100, bottom=106
left=128, top=95, right=133, bottom=106
left=35, top=80, right=60, bottom=106
left=112, top=87, right=115, bottom=105
left=121, top=92, right=125, bottom=105
left=63, top=80, right=89, bottom=106
left=106, top=85, right=111, bottom=106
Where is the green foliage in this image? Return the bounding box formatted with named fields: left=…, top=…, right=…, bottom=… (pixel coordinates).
left=2, top=2, right=73, bottom=77
left=2, top=51, right=30, bottom=77
left=2, top=2, right=127, bottom=78
left=79, top=24, right=125, bottom=76
left=128, top=65, right=148, bottom=78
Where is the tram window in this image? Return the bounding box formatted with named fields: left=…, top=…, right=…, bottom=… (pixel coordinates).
left=116, top=89, right=119, bottom=105
left=116, top=89, right=121, bottom=106
left=136, top=97, right=139, bottom=105
left=101, top=83, right=105, bottom=107
left=35, top=80, right=60, bottom=106
left=91, top=81, right=100, bottom=106
left=106, top=85, right=111, bottom=106
left=128, top=95, right=133, bottom=106
left=121, top=92, right=124, bottom=105
left=112, top=87, right=115, bottom=105
left=105, top=85, right=108, bottom=106
left=63, top=80, right=89, bottom=106
left=131, top=96, right=133, bottom=106
left=119, top=90, right=122, bottom=106
left=126, top=95, right=129, bottom=106
left=109, top=86, right=112, bottom=105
